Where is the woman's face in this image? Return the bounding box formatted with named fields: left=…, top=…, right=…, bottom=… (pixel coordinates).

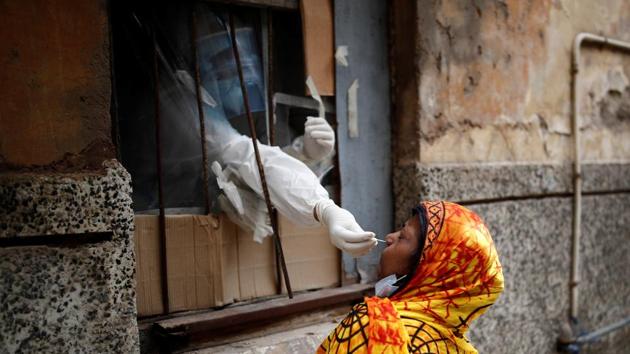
left=378, top=215, right=421, bottom=279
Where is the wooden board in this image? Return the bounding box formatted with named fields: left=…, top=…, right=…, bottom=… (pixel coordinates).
left=300, top=0, right=335, bottom=96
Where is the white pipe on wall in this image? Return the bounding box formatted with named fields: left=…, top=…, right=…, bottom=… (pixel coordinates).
left=570, top=33, right=630, bottom=320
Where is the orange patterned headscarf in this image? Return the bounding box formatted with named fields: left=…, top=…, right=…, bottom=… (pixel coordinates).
left=317, top=201, right=504, bottom=353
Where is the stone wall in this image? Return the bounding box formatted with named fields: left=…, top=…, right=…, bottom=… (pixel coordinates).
left=468, top=193, right=630, bottom=353
left=390, top=0, right=630, bottom=352
left=0, top=161, right=139, bottom=353
left=0, top=0, right=139, bottom=352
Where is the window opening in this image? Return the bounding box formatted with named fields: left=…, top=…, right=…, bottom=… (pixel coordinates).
left=114, top=2, right=270, bottom=214
left=112, top=1, right=342, bottom=318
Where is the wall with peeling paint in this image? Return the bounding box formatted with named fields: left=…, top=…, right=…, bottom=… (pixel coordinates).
left=398, top=0, right=630, bottom=164
left=390, top=0, right=630, bottom=353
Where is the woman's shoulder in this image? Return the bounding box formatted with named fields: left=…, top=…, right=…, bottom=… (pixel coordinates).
left=317, top=302, right=370, bottom=354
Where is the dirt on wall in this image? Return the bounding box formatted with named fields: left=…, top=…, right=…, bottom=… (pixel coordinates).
left=0, top=0, right=114, bottom=171
left=392, top=0, right=630, bottom=164
left=415, top=0, right=551, bottom=143
left=389, top=0, right=421, bottom=166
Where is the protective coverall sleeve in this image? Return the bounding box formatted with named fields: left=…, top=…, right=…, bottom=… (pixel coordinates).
left=207, top=115, right=376, bottom=255
left=218, top=134, right=328, bottom=227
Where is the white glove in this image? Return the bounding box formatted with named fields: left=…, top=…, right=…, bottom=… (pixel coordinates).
left=303, top=117, right=335, bottom=162
left=315, top=199, right=377, bottom=257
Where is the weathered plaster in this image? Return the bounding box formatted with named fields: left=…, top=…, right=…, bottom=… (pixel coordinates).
left=389, top=0, right=421, bottom=166
left=406, top=0, right=630, bottom=163
left=0, top=0, right=114, bottom=169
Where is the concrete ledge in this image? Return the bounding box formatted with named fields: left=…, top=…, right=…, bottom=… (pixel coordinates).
left=0, top=159, right=133, bottom=239
left=394, top=161, right=630, bottom=223
left=0, top=160, right=139, bottom=353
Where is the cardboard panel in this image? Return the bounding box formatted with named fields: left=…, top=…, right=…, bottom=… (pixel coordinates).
left=278, top=215, right=340, bottom=292
left=300, top=0, right=335, bottom=96
left=134, top=214, right=239, bottom=316
left=134, top=215, right=164, bottom=316
left=165, top=215, right=196, bottom=312
left=134, top=213, right=340, bottom=316
left=236, top=228, right=277, bottom=300
left=218, top=216, right=239, bottom=306
left=192, top=216, right=215, bottom=309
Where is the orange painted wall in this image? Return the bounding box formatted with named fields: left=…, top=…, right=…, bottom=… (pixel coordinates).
left=0, top=0, right=113, bottom=170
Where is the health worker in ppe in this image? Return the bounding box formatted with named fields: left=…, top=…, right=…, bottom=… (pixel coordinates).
left=206, top=103, right=377, bottom=258
left=114, top=5, right=372, bottom=260
left=195, top=12, right=377, bottom=257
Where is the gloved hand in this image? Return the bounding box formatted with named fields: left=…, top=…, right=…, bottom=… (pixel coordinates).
left=303, top=117, right=335, bottom=162
left=315, top=199, right=377, bottom=257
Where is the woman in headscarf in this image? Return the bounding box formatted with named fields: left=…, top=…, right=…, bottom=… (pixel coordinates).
left=317, top=201, right=504, bottom=353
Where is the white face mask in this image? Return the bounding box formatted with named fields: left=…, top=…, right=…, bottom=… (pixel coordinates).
left=374, top=274, right=407, bottom=298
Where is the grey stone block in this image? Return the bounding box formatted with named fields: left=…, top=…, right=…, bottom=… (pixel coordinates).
left=582, top=162, right=630, bottom=193
left=0, top=160, right=131, bottom=238
left=578, top=193, right=630, bottom=353
left=394, top=162, right=630, bottom=225
left=394, top=162, right=571, bottom=225
left=0, top=160, right=139, bottom=353
left=463, top=194, right=630, bottom=354
left=466, top=198, right=572, bottom=353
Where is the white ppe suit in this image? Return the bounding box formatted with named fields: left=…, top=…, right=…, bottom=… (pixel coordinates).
left=208, top=113, right=377, bottom=258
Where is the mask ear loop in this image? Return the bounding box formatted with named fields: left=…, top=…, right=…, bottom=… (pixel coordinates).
left=393, top=274, right=407, bottom=286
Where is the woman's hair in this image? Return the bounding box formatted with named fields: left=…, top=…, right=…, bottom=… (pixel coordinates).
left=392, top=204, right=428, bottom=293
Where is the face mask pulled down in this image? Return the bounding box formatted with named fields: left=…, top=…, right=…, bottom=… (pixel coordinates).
left=375, top=274, right=407, bottom=298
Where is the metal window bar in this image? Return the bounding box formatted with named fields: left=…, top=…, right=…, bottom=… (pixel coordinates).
left=263, top=8, right=283, bottom=295
left=190, top=8, right=212, bottom=214
left=151, top=19, right=170, bottom=314
left=228, top=11, right=293, bottom=298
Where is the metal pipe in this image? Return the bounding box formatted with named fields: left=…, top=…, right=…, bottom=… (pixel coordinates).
left=575, top=317, right=630, bottom=344
left=190, top=8, right=211, bottom=214
left=558, top=316, right=630, bottom=352
left=570, top=33, right=630, bottom=319
left=227, top=12, right=293, bottom=298
left=152, top=23, right=170, bottom=314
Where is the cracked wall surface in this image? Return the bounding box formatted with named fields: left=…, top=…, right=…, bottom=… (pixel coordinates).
left=395, top=0, right=630, bottom=164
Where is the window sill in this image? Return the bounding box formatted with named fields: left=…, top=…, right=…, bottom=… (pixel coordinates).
left=144, top=284, right=372, bottom=352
